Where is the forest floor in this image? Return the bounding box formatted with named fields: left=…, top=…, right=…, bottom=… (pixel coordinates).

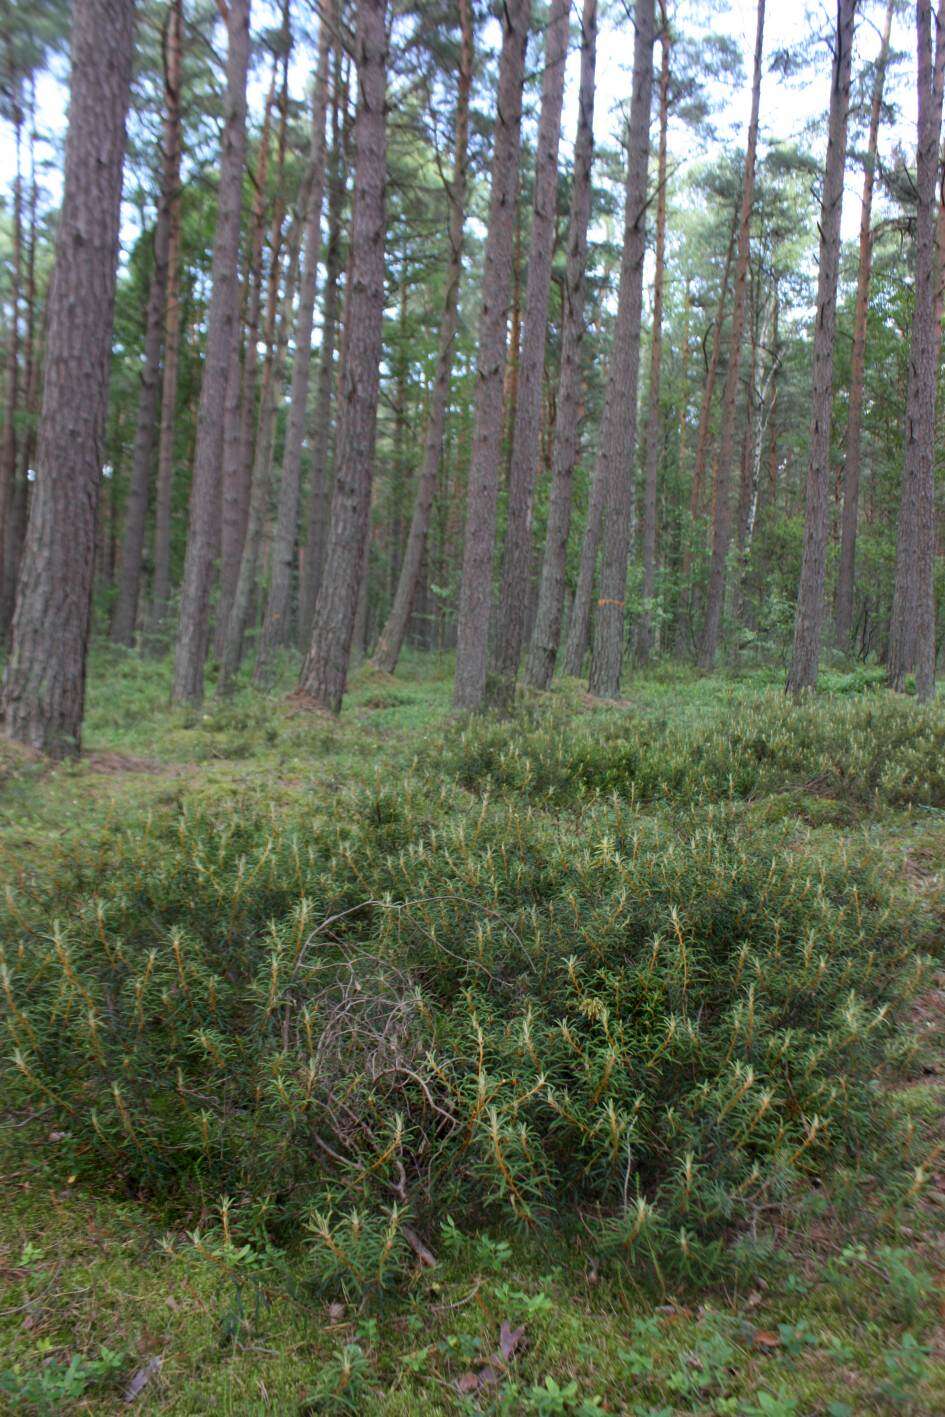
left=2, top=648, right=945, bottom=1414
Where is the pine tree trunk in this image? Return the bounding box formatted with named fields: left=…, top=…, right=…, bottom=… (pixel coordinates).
left=834, top=0, right=893, bottom=646
left=171, top=0, right=250, bottom=704
left=525, top=0, right=597, bottom=690
left=586, top=0, right=655, bottom=699
left=698, top=0, right=765, bottom=670
left=888, top=1, right=945, bottom=698
left=299, top=52, right=347, bottom=648
left=0, top=61, right=23, bottom=640
left=1, top=0, right=134, bottom=757
left=146, top=0, right=184, bottom=650
left=297, top=0, right=389, bottom=714
left=254, top=8, right=333, bottom=685
left=110, top=2, right=183, bottom=647
left=219, top=212, right=300, bottom=693
left=674, top=205, right=737, bottom=654
left=216, top=60, right=278, bottom=655
left=9, top=106, right=40, bottom=626
left=635, top=7, right=670, bottom=666
left=372, top=0, right=474, bottom=676
left=490, top=0, right=569, bottom=701
left=452, top=0, right=532, bottom=712
left=786, top=0, right=856, bottom=695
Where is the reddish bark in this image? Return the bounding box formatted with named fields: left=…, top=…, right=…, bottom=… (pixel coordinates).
left=1, top=0, right=134, bottom=756
left=297, top=0, right=389, bottom=714
left=452, top=0, right=532, bottom=712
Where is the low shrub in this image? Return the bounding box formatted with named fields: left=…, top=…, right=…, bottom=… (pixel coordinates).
left=2, top=764, right=934, bottom=1288
left=438, top=690, right=945, bottom=809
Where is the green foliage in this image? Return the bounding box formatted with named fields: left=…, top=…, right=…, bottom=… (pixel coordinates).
left=0, top=1346, right=126, bottom=1412
left=440, top=689, right=945, bottom=808
left=1, top=688, right=937, bottom=1294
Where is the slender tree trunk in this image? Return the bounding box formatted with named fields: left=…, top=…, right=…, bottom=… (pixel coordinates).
left=146, top=0, right=184, bottom=649
left=888, top=0, right=945, bottom=698
left=1, top=0, right=134, bottom=757
left=299, top=51, right=347, bottom=647
left=218, top=211, right=299, bottom=693
left=254, top=8, right=333, bottom=685
left=110, top=2, right=184, bottom=646
left=635, top=6, right=670, bottom=665
left=526, top=0, right=598, bottom=690
left=216, top=59, right=278, bottom=654
left=786, top=0, right=857, bottom=695
left=834, top=0, right=894, bottom=645
left=9, top=101, right=40, bottom=619
left=171, top=0, right=250, bottom=704
left=372, top=0, right=474, bottom=676
left=490, top=0, right=569, bottom=700
left=452, top=0, right=532, bottom=712
left=674, top=205, right=738, bottom=654
left=698, top=0, right=765, bottom=669
left=0, top=56, right=23, bottom=638
left=297, top=0, right=389, bottom=714
left=587, top=0, right=655, bottom=699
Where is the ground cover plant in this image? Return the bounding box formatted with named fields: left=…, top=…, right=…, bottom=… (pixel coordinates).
left=2, top=654, right=945, bottom=1413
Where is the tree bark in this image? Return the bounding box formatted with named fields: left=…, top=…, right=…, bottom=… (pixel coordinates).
left=1, top=0, right=134, bottom=757
left=254, top=8, right=334, bottom=685
left=834, top=0, right=894, bottom=646
left=146, top=0, right=184, bottom=650
left=110, top=1, right=183, bottom=647
left=674, top=204, right=737, bottom=654
left=888, top=0, right=945, bottom=698
left=219, top=213, right=300, bottom=694
left=299, top=51, right=347, bottom=648
left=697, top=0, right=765, bottom=670
left=372, top=0, right=474, bottom=676
left=586, top=0, right=655, bottom=699
left=297, top=0, right=389, bottom=714
left=786, top=0, right=857, bottom=695
left=526, top=0, right=598, bottom=690
left=490, top=0, right=569, bottom=701
left=216, top=58, right=279, bottom=655
left=635, top=5, right=670, bottom=665
left=452, top=0, right=532, bottom=712
left=171, top=0, right=250, bottom=704
left=0, top=54, right=23, bottom=639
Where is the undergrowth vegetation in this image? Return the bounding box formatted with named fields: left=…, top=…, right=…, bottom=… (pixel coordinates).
left=3, top=659, right=945, bottom=1411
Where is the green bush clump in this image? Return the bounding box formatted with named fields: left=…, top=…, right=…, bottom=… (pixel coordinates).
left=1, top=780, right=934, bottom=1287
left=439, top=690, right=945, bottom=809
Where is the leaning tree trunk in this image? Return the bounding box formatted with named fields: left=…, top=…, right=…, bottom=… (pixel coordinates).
left=299, top=50, right=347, bottom=648
left=452, top=0, right=533, bottom=713
left=1, top=0, right=134, bottom=757
left=786, top=0, right=857, bottom=695
left=586, top=0, right=655, bottom=699
left=110, top=1, right=183, bottom=647
left=489, top=0, right=569, bottom=703
left=888, top=0, right=945, bottom=698
left=835, top=0, right=894, bottom=647
left=371, top=0, right=474, bottom=676
left=171, top=0, right=250, bottom=704
left=525, top=0, right=598, bottom=690
left=254, top=10, right=333, bottom=685
left=698, top=0, right=765, bottom=670
left=635, top=5, right=670, bottom=666
left=146, top=0, right=184, bottom=649
left=297, top=0, right=389, bottom=714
